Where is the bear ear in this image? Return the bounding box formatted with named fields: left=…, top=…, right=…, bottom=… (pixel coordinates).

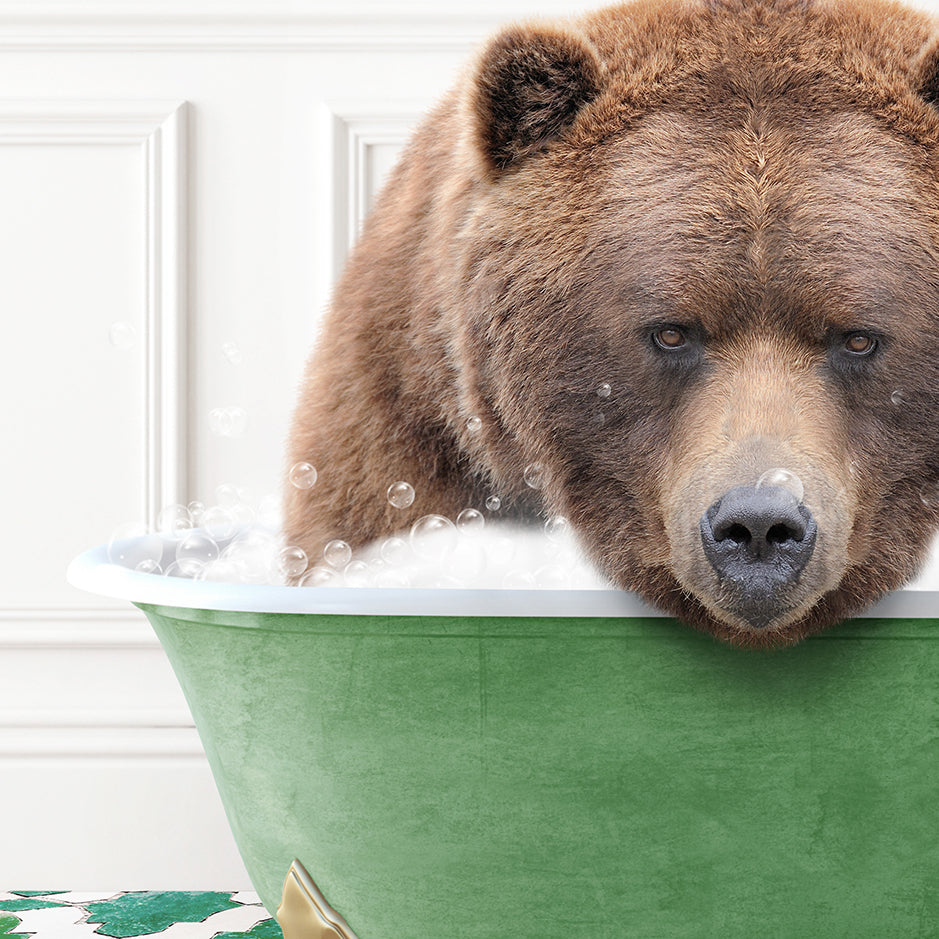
left=467, top=23, right=604, bottom=179
left=912, top=35, right=939, bottom=109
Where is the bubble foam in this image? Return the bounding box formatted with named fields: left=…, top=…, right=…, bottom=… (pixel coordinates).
left=110, top=487, right=610, bottom=591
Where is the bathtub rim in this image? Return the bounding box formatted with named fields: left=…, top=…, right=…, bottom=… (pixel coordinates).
left=67, top=537, right=663, bottom=617
left=67, top=536, right=939, bottom=619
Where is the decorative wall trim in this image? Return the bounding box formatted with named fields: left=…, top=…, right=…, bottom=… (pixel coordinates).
left=0, top=608, right=158, bottom=648
left=0, top=100, right=189, bottom=525
left=144, top=102, right=189, bottom=527
left=0, top=96, right=191, bottom=761
left=0, top=608, right=193, bottom=758
left=0, top=6, right=598, bottom=52
left=317, top=101, right=425, bottom=297
left=0, top=22, right=486, bottom=53
left=0, top=725, right=204, bottom=759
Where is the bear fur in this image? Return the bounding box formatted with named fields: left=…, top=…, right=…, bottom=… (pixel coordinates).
left=285, top=0, right=939, bottom=647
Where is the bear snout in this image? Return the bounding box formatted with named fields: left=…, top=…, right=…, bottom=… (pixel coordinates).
left=699, top=485, right=818, bottom=629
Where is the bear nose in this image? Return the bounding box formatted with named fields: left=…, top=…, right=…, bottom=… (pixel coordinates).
left=699, top=485, right=818, bottom=628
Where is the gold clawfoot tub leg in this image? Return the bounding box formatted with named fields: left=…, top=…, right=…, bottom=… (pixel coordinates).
left=277, top=859, right=360, bottom=939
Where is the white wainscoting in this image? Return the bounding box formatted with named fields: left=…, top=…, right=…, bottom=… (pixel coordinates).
left=315, top=100, right=425, bottom=301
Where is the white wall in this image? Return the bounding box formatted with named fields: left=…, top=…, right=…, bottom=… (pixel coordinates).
left=3, top=0, right=939, bottom=892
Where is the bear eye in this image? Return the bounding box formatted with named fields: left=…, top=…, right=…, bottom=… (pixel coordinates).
left=653, top=326, right=688, bottom=350
left=843, top=332, right=877, bottom=356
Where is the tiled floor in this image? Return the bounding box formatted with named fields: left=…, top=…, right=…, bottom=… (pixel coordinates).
left=0, top=891, right=281, bottom=938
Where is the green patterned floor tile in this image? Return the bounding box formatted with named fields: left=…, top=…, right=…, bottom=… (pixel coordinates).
left=0, top=899, right=67, bottom=912
left=85, top=892, right=242, bottom=937
left=9, top=892, right=68, bottom=898
left=0, top=912, right=27, bottom=938
left=0, top=891, right=278, bottom=937
left=213, top=919, right=283, bottom=939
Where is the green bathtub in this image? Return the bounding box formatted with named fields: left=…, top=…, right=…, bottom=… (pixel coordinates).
left=69, top=535, right=939, bottom=937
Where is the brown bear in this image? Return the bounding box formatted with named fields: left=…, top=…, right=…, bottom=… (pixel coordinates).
left=284, top=0, right=939, bottom=647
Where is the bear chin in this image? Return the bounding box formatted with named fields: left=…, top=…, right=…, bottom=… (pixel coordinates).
left=346, top=523, right=858, bottom=650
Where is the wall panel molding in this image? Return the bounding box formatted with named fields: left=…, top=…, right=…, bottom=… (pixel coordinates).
left=0, top=608, right=157, bottom=648
left=0, top=725, right=203, bottom=759
left=0, top=4, right=601, bottom=51
left=0, top=101, right=190, bottom=763
left=0, top=607, right=194, bottom=759
left=0, top=99, right=188, bottom=527
left=317, top=101, right=425, bottom=294
left=0, top=19, right=487, bottom=53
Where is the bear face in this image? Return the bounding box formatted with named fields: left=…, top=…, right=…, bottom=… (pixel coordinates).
left=285, top=0, right=939, bottom=647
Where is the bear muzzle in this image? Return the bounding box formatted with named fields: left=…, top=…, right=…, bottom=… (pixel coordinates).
left=699, top=485, right=818, bottom=629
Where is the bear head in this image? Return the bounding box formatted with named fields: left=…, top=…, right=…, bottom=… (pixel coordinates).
left=286, top=0, right=939, bottom=647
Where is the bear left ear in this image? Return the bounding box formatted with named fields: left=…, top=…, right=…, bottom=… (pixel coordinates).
left=467, top=23, right=604, bottom=179
left=912, top=35, right=939, bottom=109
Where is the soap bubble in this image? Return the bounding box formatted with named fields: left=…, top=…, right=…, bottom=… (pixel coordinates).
left=593, top=411, right=606, bottom=426
left=448, top=533, right=487, bottom=579
left=387, top=481, right=415, bottom=509
left=205, top=488, right=253, bottom=537
left=524, top=462, right=545, bottom=490
left=195, top=558, right=240, bottom=584
left=536, top=564, right=572, bottom=589
left=157, top=503, right=192, bottom=539
left=430, top=573, right=465, bottom=589
left=503, top=569, right=537, bottom=588
left=485, top=495, right=502, bottom=511
left=164, top=558, right=205, bottom=579
left=376, top=568, right=411, bottom=588
left=135, top=558, right=162, bottom=575
left=596, top=382, right=612, bottom=398
left=277, top=545, right=308, bottom=579
left=108, top=321, right=136, bottom=350
left=300, top=565, right=340, bottom=587
left=221, top=528, right=277, bottom=583
left=343, top=560, right=371, bottom=587
left=201, top=505, right=237, bottom=541
left=257, top=493, right=282, bottom=529
left=176, top=531, right=219, bottom=564
left=209, top=406, right=247, bottom=437
left=187, top=501, right=205, bottom=525
left=289, top=462, right=318, bottom=490
left=108, top=522, right=163, bottom=569
left=544, top=515, right=570, bottom=542
left=410, top=514, right=458, bottom=560
left=466, top=416, right=482, bottom=433
left=229, top=502, right=256, bottom=527
left=456, top=507, right=485, bottom=533
left=890, top=389, right=905, bottom=407
left=227, top=407, right=247, bottom=436
left=215, top=483, right=242, bottom=507
left=324, top=539, right=353, bottom=569
left=485, top=530, right=521, bottom=570
left=209, top=408, right=230, bottom=436
left=755, top=467, right=804, bottom=503
left=221, top=340, right=244, bottom=365
left=380, top=536, right=410, bottom=565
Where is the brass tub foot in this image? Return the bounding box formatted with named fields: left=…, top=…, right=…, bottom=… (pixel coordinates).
left=277, top=859, right=360, bottom=939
